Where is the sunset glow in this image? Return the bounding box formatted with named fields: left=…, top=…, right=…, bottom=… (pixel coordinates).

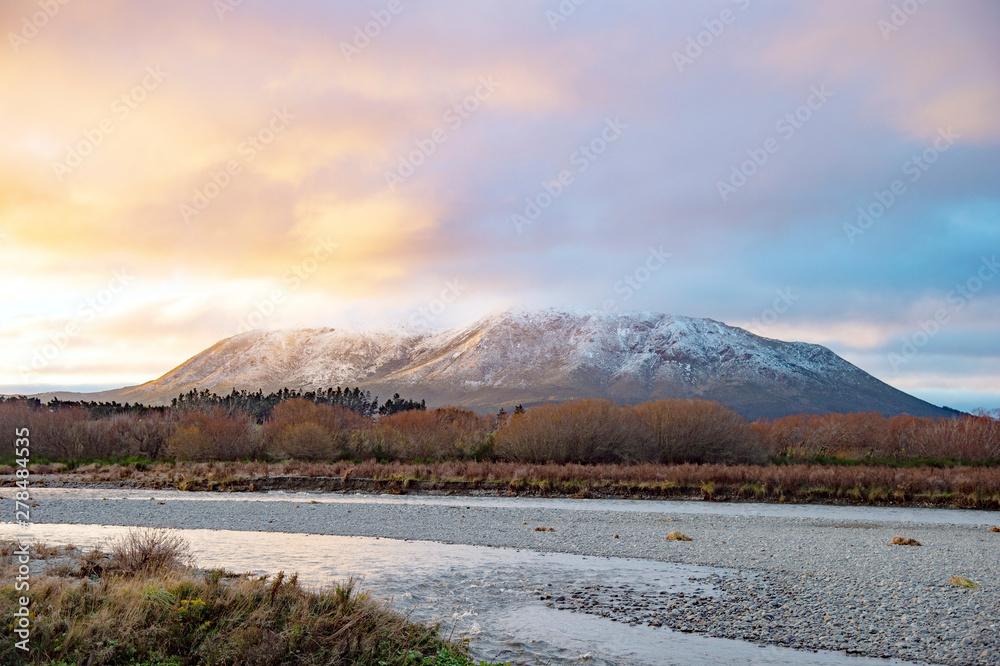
left=1, top=0, right=998, bottom=411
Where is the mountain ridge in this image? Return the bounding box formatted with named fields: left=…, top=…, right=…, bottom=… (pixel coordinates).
left=43, top=308, right=951, bottom=420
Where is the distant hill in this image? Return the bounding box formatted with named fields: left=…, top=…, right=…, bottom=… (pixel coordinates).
left=49, top=308, right=952, bottom=420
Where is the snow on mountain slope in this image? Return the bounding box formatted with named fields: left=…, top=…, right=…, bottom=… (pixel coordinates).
left=108, top=308, right=949, bottom=419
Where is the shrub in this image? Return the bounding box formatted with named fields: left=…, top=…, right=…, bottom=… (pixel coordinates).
left=106, top=527, right=193, bottom=577
left=495, top=399, right=766, bottom=465
left=7, top=394, right=999, bottom=467
left=757, top=410, right=1000, bottom=462
left=495, top=400, right=643, bottom=464
left=632, top=399, right=767, bottom=464
left=26, top=406, right=89, bottom=459
left=167, top=407, right=261, bottom=461
left=263, top=399, right=368, bottom=460
left=102, top=411, right=172, bottom=459
left=359, top=407, right=493, bottom=461
left=0, top=401, right=33, bottom=444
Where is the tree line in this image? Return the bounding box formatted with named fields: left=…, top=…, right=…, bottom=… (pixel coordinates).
left=169, top=387, right=424, bottom=420
left=1, top=386, right=425, bottom=423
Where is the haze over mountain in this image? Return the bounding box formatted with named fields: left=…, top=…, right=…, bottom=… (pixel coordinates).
left=58, top=309, right=950, bottom=420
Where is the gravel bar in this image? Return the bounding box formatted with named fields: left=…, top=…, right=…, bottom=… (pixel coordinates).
left=10, top=489, right=1000, bottom=665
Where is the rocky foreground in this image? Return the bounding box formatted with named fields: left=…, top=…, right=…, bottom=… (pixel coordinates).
left=12, top=489, right=1000, bottom=665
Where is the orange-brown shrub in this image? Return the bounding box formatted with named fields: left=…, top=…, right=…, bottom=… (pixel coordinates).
left=5, top=398, right=998, bottom=467
left=941, top=410, right=1000, bottom=460
left=263, top=399, right=369, bottom=460
left=0, top=402, right=34, bottom=445
left=359, top=407, right=493, bottom=461
left=166, top=407, right=260, bottom=461
left=495, top=400, right=643, bottom=464
left=756, top=410, right=1000, bottom=462
left=98, top=412, right=172, bottom=459
left=24, top=406, right=124, bottom=459
left=633, top=399, right=767, bottom=464
left=754, top=412, right=890, bottom=458
left=1, top=403, right=174, bottom=460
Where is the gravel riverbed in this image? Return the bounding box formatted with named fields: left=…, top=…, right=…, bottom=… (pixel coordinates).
left=8, top=488, right=1000, bottom=665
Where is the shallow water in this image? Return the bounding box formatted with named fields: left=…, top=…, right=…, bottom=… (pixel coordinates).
left=2, top=522, right=919, bottom=665
left=21, top=485, right=1000, bottom=525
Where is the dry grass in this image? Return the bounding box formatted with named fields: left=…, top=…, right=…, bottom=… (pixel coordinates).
left=30, top=541, right=62, bottom=559
left=949, top=575, right=979, bottom=589
left=31, top=459, right=1000, bottom=508
left=889, top=536, right=922, bottom=546
left=77, top=548, right=109, bottom=578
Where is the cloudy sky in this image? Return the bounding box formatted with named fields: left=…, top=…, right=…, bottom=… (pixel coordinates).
left=1, top=0, right=998, bottom=411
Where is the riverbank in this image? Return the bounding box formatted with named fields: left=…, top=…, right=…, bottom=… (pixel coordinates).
left=9, top=458, right=1000, bottom=509
left=10, top=490, right=1000, bottom=665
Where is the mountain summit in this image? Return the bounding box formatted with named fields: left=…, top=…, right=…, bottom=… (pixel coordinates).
left=97, top=309, right=947, bottom=419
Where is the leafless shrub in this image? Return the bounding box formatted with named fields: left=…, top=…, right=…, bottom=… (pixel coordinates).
left=359, top=407, right=493, bottom=461
left=0, top=402, right=33, bottom=444
left=633, top=399, right=766, bottom=464
left=755, top=410, right=1000, bottom=462
left=496, top=400, right=642, bottom=464
left=496, top=399, right=765, bottom=464
left=28, top=406, right=88, bottom=459
left=167, top=407, right=261, bottom=461
left=106, top=527, right=193, bottom=577
left=7, top=397, right=998, bottom=469
left=263, top=399, right=368, bottom=460
left=102, top=412, right=172, bottom=459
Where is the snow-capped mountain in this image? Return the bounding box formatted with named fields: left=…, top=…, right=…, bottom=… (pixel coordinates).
left=95, top=309, right=948, bottom=419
